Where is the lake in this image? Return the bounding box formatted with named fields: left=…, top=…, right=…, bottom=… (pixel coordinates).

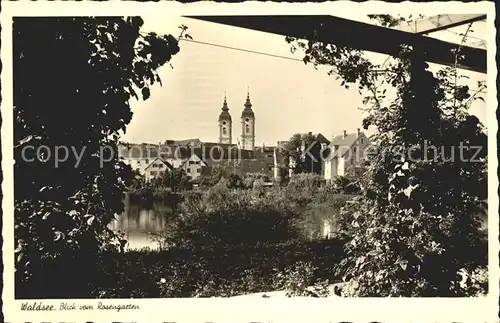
left=108, top=194, right=489, bottom=251
left=108, top=196, right=173, bottom=250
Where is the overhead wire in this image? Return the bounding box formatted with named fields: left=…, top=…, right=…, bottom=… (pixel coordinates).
left=179, top=38, right=486, bottom=94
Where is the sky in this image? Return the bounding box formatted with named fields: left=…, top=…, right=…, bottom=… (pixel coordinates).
left=122, top=14, right=488, bottom=146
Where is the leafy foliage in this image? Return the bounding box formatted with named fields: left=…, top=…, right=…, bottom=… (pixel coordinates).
left=14, top=17, right=184, bottom=298
left=278, top=261, right=331, bottom=297
left=92, top=238, right=345, bottom=298
left=282, top=133, right=323, bottom=175
left=287, top=18, right=488, bottom=296
left=367, top=14, right=424, bottom=28
left=157, top=183, right=303, bottom=249
left=326, top=176, right=361, bottom=195
left=149, top=167, right=193, bottom=192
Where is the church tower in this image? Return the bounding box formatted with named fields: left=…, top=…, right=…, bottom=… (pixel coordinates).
left=240, top=89, right=255, bottom=151
left=218, top=94, right=232, bottom=144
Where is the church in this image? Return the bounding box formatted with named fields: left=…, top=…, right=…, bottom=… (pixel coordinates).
left=119, top=89, right=277, bottom=181
left=218, top=90, right=255, bottom=151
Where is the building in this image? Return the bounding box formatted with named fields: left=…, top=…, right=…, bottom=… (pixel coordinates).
left=119, top=91, right=314, bottom=183
left=271, top=133, right=330, bottom=181
left=118, top=144, right=176, bottom=181
left=165, top=138, right=202, bottom=147
left=323, top=129, right=371, bottom=180
left=119, top=142, right=160, bottom=174
left=240, top=91, right=256, bottom=151
left=218, top=95, right=232, bottom=145
left=179, top=153, right=208, bottom=180
left=143, top=157, right=173, bottom=182
left=217, top=89, right=256, bottom=151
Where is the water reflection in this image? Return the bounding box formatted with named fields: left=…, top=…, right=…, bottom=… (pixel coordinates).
left=109, top=198, right=173, bottom=250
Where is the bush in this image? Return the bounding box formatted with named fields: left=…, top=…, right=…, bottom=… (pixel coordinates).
left=325, top=176, right=361, bottom=195
left=91, top=238, right=345, bottom=298
left=278, top=261, right=331, bottom=297
left=158, top=184, right=303, bottom=249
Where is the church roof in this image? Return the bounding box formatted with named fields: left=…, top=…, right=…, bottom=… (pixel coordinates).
left=241, top=91, right=255, bottom=119
left=218, top=95, right=232, bottom=122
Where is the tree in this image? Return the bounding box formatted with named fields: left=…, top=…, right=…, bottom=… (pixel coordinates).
left=130, top=168, right=146, bottom=190
left=287, top=17, right=487, bottom=296
left=14, top=17, right=186, bottom=298
left=152, top=168, right=192, bottom=192
left=199, top=166, right=224, bottom=187
left=282, top=133, right=323, bottom=175
left=226, top=173, right=245, bottom=189
left=328, top=176, right=361, bottom=195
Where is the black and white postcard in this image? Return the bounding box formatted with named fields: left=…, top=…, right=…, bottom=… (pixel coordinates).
left=1, top=1, right=498, bottom=322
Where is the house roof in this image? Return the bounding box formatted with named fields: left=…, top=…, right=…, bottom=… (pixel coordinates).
left=326, top=132, right=368, bottom=159
left=143, top=157, right=174, bottom=171
left=313, top=133, right=331, bottom=145
left=180, top=153, right=208, bottom=168
left=331, top=133, right=359, bottom=147
left=118, top=144, right=160, bottom=158
left=164, top=138, right=202, bottom=146
left=120, top=141, right=271, bottom=167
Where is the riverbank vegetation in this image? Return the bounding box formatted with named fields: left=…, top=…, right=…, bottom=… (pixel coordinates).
left=95, top=174, right=355, bottom=298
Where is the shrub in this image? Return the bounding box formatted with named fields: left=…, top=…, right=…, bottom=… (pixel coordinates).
left=91, top=238, right=345, bottom=298
left=326, top=176, right=361, bottom=195
left=458, top=266, right=488, bottom=296
left=278, top=261, right=331, bottom=297
left=158, top=184, right=303, bottom=249
left=287, top=18, right=487, bottom=297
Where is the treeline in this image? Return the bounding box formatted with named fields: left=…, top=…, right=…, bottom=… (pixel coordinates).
left=126, top=166, right=278, bottom=208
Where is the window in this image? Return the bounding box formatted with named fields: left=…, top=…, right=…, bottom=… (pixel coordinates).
left=189, top=161, right=195, bottom=165
left=245, top=124, right=250, bottom=133
left=195, top=161, right=201, bottom=165
left=137, top=160, right=140, bottom=164
left=266, top=153, right=273, bottom=158
left=222, top=127, right=227, bottom=135
left=187, top=168, right=191, bottom=173
left=145, top=159, right=149, bottom=164
left=360, top=138, right=364, bottom=144
left=196, top=169, right=201, bottom=173
left=158, top=164, right=163, bottom=168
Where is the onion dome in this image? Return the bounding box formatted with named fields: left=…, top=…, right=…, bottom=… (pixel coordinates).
left=241, top=90, right=255, bottom=119
left=218, top=94, right=232, bottom=122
